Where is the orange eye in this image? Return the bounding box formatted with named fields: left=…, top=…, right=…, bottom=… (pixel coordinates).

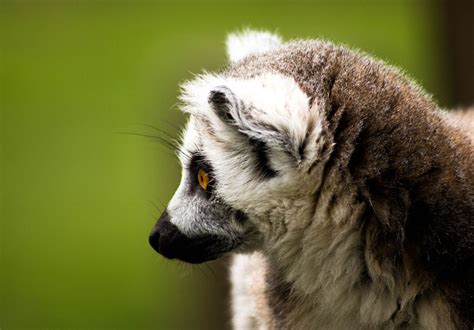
left=197, top=168, right=209, bottom=191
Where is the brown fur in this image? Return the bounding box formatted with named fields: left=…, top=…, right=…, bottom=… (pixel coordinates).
left=226, top=41, right=474, bottom=328
left=443, top=108, right=474, bottom=142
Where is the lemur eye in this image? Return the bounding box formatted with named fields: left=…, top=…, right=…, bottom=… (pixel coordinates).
left=197, top=168, right=209, bottom=191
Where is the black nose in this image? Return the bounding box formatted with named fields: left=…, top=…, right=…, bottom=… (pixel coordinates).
left=149, top=210, right=196, bottom=259
left=148, top=210, right=233, bottom=264
left=148, top=210, right=170, bottom=255
left=148, top=227, right=161, bottom=254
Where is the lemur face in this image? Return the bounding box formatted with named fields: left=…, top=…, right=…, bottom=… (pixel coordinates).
left=149, top=72, right=326, bottom=263
left=149, top=124, right=249, bottom=263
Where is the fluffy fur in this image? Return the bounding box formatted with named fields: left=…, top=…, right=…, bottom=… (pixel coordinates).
left=151, top=30, right=474, bottom=329
left=442, top=107, right=474, bottom=142
left=226, top=30, right=283, bottom=63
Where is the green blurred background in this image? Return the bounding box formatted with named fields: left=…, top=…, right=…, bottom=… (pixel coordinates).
left=1, top=1, right=472, bottom=329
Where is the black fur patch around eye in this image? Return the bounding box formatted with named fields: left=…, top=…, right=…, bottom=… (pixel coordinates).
left=248, top=137, right=278, bottom=179
left=189, top=153, right=215, bottom=197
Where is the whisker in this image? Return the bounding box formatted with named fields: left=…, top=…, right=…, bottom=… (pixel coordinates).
left=131, top=123, right=192, bottom=162
left=136, top=123, right=181, bottom=148
left=148, top=200, right=164, bottom=218
left=163, top=118, right=183, bottom=132
left=203, top=263, right=218, bottom=280
left=118, top=131, right=175, bottom=150
left=138, top=123, right=178, bottom=142
left=169, top=101, right=180, bottom=112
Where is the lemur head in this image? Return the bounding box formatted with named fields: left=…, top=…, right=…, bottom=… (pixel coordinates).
left=149, top=30, right=327, bottom=263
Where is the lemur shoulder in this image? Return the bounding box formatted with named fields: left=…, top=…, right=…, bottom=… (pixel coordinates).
left=149, top=30, right=474, bottom=329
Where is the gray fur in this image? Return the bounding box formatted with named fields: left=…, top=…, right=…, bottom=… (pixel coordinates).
left=150, top=31, right=474, bottom=329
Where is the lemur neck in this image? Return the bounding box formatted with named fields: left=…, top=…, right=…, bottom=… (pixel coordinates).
left=262, top=171, right=370, bottom=327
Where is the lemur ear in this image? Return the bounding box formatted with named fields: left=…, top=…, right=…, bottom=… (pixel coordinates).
left=207, top=85, right=272, bottom=143
left=207, top=83, right=303, bottom=164
left=208, top=86, right=239, bottom=124
left=226, top=30, right=283, bottom=63
left=182, top=73, right=322, bottom=168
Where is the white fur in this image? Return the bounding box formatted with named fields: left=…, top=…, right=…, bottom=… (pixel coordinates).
left=231, top=172, right=452, bottom=328
left=180, top=72, right=324, bottom=211
left=226, top=30, right=283, bottom=63
left=173, top=30, right=456, bottom=329
left=231, top=253, right=271, bottom=330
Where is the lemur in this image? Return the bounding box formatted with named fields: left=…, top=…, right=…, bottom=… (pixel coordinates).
left=149, top=30, right=474, bottom=329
